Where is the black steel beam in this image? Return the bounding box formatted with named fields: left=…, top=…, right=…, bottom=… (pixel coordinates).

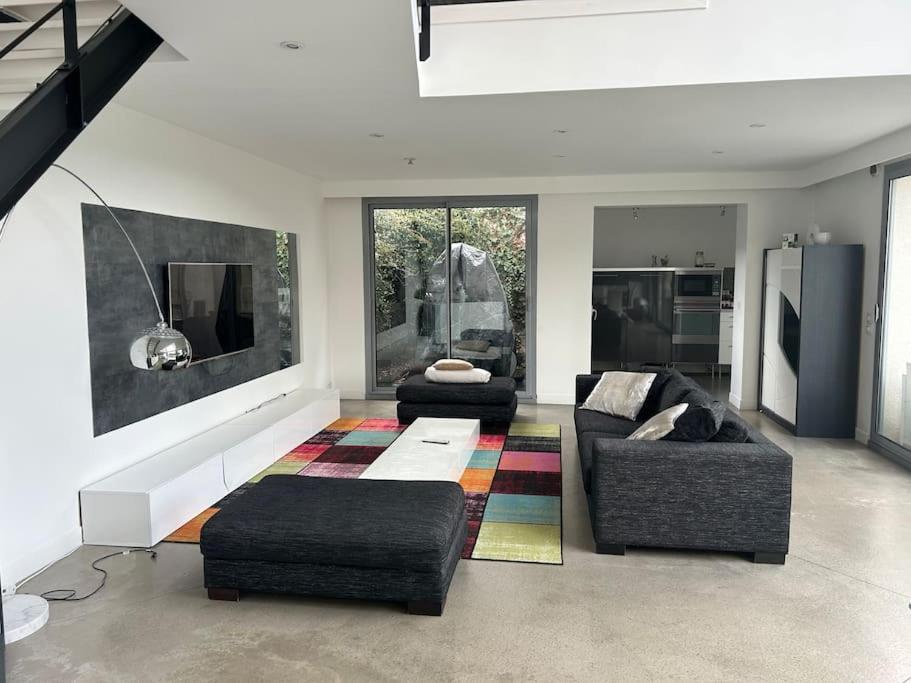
left=0, top=10, right=161, bottom=218
left=419, top=0, right=431, bottom=62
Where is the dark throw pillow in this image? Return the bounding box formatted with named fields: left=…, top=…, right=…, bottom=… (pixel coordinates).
left=636, top=369, right=675, bottom=421
left=665, top=388, right=726, bottom=442
left=711, top=416, right=752, bottom=443
left=656, top=369, right=694, bottom=413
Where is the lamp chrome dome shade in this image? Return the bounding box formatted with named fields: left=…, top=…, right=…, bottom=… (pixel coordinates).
left=130, top=322, right=192, bottom=371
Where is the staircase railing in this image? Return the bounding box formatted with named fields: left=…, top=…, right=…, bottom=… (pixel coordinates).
left=0, top=1, right=161, bottom=218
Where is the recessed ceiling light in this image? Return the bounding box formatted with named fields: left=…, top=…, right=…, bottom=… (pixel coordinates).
left=748, top=123, right=767, bottom=128
left=712, top=150, right=725, bottom=155
left=368, top=133, right=385, bottom=138
left=404, top=157, right=416, bottom=165
left=552, top=154, right=567, bottom=158
left=553, top=129, right=568, bottom=134
left=279, top=40, right=304, bottom=51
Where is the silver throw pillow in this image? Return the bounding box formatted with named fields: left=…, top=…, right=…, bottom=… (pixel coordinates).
left=628, top=403, right=689, bottom=441
left=581, top=371, right=657, bottom=420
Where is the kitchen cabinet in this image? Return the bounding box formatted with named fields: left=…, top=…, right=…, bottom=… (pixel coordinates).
left=592, top=269, right=673, bottom=370
left=718, top=310, right=734, bottom=365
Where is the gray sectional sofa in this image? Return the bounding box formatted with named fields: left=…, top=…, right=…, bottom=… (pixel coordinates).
left=575, top=370, right=792, bottom=564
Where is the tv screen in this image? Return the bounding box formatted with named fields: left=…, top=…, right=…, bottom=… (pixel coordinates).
left=168, top=263, right=255, bottom=363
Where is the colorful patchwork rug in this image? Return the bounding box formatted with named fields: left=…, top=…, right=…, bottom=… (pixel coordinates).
left=165, top=418, right=563, bottom=565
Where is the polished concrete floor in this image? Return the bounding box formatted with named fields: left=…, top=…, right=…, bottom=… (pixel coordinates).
left=8, top=400, right=911, bottom=682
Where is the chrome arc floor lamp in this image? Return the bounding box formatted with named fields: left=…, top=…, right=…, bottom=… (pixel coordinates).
left=1, top=163, right=191, bottom=650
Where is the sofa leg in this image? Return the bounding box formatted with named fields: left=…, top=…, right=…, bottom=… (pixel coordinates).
left=407, top=599, right=445, bottom=616
left=752, top=552, right=786, bottom=565
left=208, top=587, right=240, bottom=601
left=596, top=543, right=626, bottom=556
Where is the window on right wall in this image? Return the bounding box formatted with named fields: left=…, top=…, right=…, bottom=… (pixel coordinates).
left=872, top=163, right=911, bottom=467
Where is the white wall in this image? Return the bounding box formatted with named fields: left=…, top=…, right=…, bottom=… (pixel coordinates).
left=325, top=188, right=810, bottom=407
left=325, top=198, right=367, bottom=399
left=593, top=204, right=736, bottom=268
left=540, top=190, right=808, bottom=406
left=324, top=164, right=895, bottom=442
left=806, top=168, right=886, bottom=442
left=0, top=105, right=331, bottom=588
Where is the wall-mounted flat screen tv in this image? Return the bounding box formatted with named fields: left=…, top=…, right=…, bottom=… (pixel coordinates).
left=168, top=263, right=255, bottom=364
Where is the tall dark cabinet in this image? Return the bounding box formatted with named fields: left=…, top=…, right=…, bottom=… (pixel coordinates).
left=759, top=245, right=864, bottom=437
left=592, top=270, right=673, bottom=370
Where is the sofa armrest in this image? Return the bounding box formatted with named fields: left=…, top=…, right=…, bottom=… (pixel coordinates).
left=575, top=374, right=602, bottom=405
left=589, top=438, right=792, bottom=553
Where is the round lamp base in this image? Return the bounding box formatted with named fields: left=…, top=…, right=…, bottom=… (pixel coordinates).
left=3, top=594, right=49, bottom=644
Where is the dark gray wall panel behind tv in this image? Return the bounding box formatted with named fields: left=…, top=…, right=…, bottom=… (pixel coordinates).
left=82, top=204, right=297, bottom=436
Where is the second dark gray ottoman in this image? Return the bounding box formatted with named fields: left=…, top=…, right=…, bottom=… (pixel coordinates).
left=396, top=375, right=518, bottom=424
left=200, top=475, right=467, bottom=615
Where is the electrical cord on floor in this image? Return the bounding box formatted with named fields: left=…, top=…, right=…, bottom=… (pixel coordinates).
left=39, top=549, right=157, bottom=602
left=0, top=206, right=14, bottom=246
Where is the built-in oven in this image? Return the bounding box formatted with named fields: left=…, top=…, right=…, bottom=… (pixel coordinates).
left=672, top=305, right=721, bottom=362
left=674, top=269, right=722, bottom=306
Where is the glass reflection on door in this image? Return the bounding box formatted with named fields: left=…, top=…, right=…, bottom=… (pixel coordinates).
left=875, top=173, right=911, bottom=448
left=370, top=203, right=531, bottom=393
left=372, top=207, right=448, bottom=388
left=450, top=206, right=527, bottom=391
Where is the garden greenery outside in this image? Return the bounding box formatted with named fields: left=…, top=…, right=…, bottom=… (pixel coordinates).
left=373, top=206, right=528, bottom=386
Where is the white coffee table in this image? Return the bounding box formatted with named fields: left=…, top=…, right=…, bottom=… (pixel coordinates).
left=359, top=417, right=480, bottom=482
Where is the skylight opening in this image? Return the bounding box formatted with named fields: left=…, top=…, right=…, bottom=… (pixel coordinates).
left=430, top=0, right=708, bottom=25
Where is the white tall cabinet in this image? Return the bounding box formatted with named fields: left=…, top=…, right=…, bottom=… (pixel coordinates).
left=761, top=248, right=803, bottom=424
left=759, top=245, right=864, bottom=437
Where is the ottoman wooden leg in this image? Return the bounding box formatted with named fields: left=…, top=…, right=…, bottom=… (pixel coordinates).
left=752, top=552, right=786, bottom=565
left=208, top=587, right=240, bottom=601
left=596, top=543, right=626, bottom=555
left=407, top=599, right=445, bottom=616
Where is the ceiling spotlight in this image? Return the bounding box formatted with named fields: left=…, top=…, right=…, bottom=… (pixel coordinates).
left=633, top=207, right=640, bottom=221
left=553, top=129, right=568, bottom=134
left=720, top=205, right=727, bottom=216
left=279, top=40, right=304, bottom=51
left=712, top=150, right=725, bottom=155
left=552, top=154, right=567, bottom=158
left=748, top=123, right=767, bottom=128
left=404, top=157, right=416, bottom=165
left=368, top=133, right=385, bottom=138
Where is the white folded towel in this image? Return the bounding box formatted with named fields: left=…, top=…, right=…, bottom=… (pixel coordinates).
left=424, top=366, right=491, bottom=384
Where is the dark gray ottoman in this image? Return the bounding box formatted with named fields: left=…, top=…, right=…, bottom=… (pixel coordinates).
left=396, top=375, right=518, bottom=424
left=200, top=475, right=467, bottom=616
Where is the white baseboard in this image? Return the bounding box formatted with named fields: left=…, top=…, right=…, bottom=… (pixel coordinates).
left=535, top=393, right=575, bottom=406
left=855, top=426, right=870, bottom=444
left=1, top=526, right=83, bottom=594
left=339, top=389, right=367, bottom=400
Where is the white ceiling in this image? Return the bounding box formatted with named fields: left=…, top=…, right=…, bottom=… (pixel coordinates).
left=419, top=0, right=911, bottom=97
left=116, top=0, right=911, bottom=181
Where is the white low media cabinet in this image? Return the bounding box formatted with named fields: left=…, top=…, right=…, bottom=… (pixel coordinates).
left=80, top=388, right=340, bottom=547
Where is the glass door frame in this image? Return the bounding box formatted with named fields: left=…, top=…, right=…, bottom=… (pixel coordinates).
left=362, top=195, right=538, bottom=401
left=870, top=159, right=911, bottom=470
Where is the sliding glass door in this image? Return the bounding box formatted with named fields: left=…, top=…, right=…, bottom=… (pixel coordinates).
left=365, top=196, right=536, bottom=398
left=872, top=160, right=911, bottom=467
